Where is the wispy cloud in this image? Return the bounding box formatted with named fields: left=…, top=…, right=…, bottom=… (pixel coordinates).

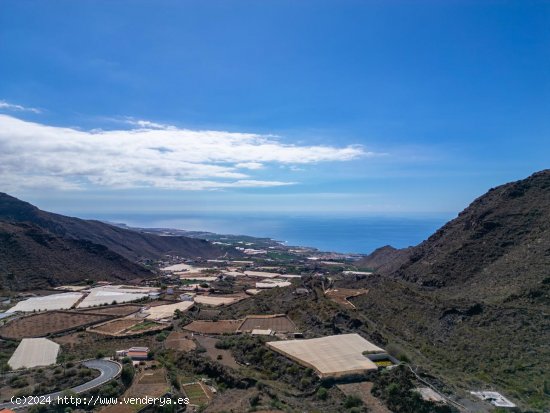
left=122, top=117, right=174, bottom=130
left=0, top=100, right=42, bottom=114
left=0, top=114, right=373, bottom=191
left=235, top=162, right=264, bottom=170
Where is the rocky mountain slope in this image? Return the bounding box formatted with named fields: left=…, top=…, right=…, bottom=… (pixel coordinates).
left=356, top=170, right=550, bottom=410
left=0, top=192, right=231, bottom=262
left=0, top=221, right=152, bottom=290
left=356, top=245, right=412, bottom=275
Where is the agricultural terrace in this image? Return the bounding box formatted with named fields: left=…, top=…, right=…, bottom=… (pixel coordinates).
left=164, top=331, right=196, bottom=352
left=182, top=382, right=212, bottom=406
left=88, top=319, right=168, bottom=337
left=183, top=320, right=243, bottom=335
left=127, top=368, right=170, bottom=399
left=0, top=311, right=111, bottom=340
left=244, top=271, right=281, bottom=278
left=76, top=304, right=142, bottom=317
left=144, top=301, right=193, bottom=320
left=266, top=334, right=384, bottom=379
left=194, top=294, right=247, bottom=307
left=324, top=288, right=368, bottom=309
left=237, top=315, right=297, bottom=333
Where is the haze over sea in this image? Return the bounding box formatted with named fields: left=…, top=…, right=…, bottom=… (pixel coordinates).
left=84, top=213, right=451, bottom=255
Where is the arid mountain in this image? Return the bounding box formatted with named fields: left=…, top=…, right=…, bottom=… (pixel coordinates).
left=0, top=221, right=152, bottom=290
left=0, top=192, right=231, bottom=261
left=355, top=170, right=550, bottom=410
left=356, top=245, right=412, bottom=275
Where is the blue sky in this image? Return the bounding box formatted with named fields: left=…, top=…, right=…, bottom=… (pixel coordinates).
left=0, top=0, right=548, bottom=218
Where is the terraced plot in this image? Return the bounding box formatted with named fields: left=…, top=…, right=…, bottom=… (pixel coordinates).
left=164, top=331, right=196, bottom=351
left=182, top=382, right=211, bottom=406
left=77, top=304, right=142, bottom=317
left=89, top=318, right=141, bottom=334
left=237, top=314, right=297, bottom=333
left=194, top=294, right=247, bottom=307
left=88, top=318, right=169, bottom=336
left=325, top=288, right=368, bottom=309
left=183, top=320, right=242, bottom=335
left=0, top=311, right=111, bottom=339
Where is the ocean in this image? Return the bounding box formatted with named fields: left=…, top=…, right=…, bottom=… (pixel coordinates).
left=85, top=213, right=452, bottom=255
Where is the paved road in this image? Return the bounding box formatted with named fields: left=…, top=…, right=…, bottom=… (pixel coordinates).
left=0, top=359, right=121, bottom=410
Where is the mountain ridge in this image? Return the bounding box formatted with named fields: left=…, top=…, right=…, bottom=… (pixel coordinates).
left=0, top=192, right=232, bottom=262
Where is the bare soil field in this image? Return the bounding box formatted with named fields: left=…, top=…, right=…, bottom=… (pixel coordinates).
left=337, top=381, right=391, bottom=413
left=183, top=320, right=242, bottom=335
left=128, top=368, right=169, bottom=398
left=88, top=318, right=141, bottom=335
left=0, top=311, right=111, bottom=339
left=325, top=288, right=368, bottom=309
left=237, top=314, right=297, bottom=333
left=194, top=293, right=248, bottom=307
left=147, top=300, right=178, bottom=307
left=88, top=318, right=169, bottom=337
left=194, top=335, right=240, bottom=369
left=77, top=304, right=142, bottom=317
left=164, top=331, right=196, bottom=352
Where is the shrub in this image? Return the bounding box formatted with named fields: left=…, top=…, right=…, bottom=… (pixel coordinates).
left=121, top=364, right=135, bottom=386
left=249, top=393, right=260, bottom=407
left=344, top=395, right=363, bottom=408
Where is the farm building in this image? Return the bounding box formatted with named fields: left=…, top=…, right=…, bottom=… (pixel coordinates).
left=127, top=346, right=149, bottom=360
left=266, top=333, right=385, bottom=379
left=8, top=338, right=60, bottom=369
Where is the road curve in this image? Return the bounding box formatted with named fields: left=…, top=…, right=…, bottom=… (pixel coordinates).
left=0, top=359, right=122, bottom=410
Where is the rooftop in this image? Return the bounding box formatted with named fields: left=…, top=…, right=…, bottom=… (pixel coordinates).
left=267, top=333, right=384, bottom=378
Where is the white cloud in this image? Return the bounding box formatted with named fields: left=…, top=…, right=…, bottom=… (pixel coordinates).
left=0, top=100, right=42, bottom=114
left=122, top=117, right=174, bottom=130
left=235, top=162, right=264, bottom=170
left=0, top=114, right=372, bottom=191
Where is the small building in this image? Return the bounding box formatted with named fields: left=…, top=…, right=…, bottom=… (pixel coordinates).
left=127, top=346, right=149, bottom=360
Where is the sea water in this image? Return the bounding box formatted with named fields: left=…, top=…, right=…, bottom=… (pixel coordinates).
left=86, top=213, right=451, bottom=254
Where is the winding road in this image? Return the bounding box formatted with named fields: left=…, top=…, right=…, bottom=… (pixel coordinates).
left=0, top=359, right=121, bottom=410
